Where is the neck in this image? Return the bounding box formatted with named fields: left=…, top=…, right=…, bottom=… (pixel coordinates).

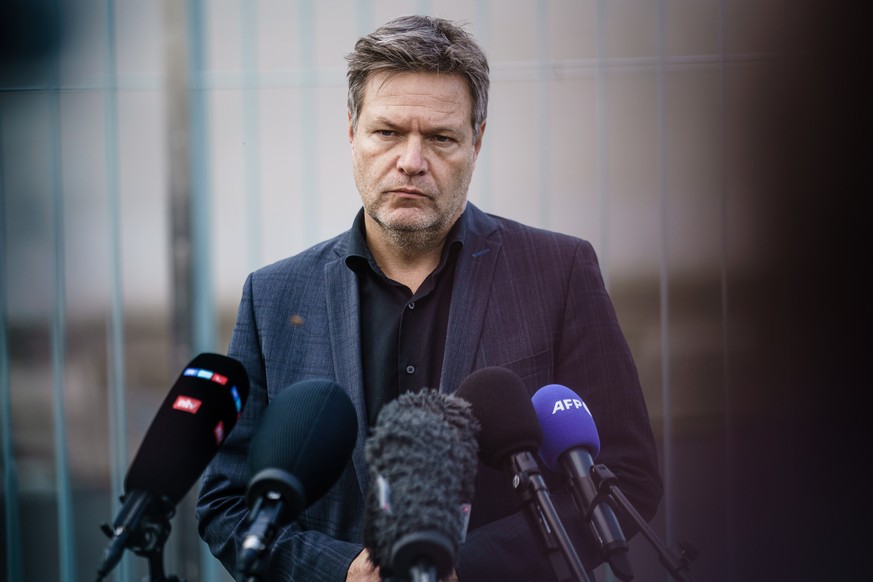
left=365, top=223, right=449, bottom=294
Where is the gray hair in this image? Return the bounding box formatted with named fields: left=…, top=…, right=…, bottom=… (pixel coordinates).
left=346, top=15, right=490, bottom=143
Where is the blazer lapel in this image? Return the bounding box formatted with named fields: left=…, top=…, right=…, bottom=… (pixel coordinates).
left=324, top=256, right=370, bottom=496
left=440, top=206, right=501, bottom=394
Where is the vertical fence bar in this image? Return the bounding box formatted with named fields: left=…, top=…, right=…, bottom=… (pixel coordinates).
left=240, top=0, right=263, bottom=273
left=0, top=113, right=25, bottom=582
left=415, top=0, right=433, bottom=17
left=355, top=0, right=372, bottom=37
left=535, top=0, right=551, bottom=229
left=186, top=0, right=215, bottom=358
left=186, top=1, right=218, bottom=579
left=166, top=0, right=192, bottom=370
left=166, top=0, right=195, bottom=574
left=473, top=0, right=492, bottom=211
left=48, top=1, right=76, bottom=578
left=656, top=0, right=674, bottom=553
left=596, top=7, right=614, bottom=580
left=299, top=1, right=318, bottom=246
left=595, top=0, right=610, bottom=289
left=102, top=1, right=130, bottom=580
left=717, top=1, right=735, bottom=579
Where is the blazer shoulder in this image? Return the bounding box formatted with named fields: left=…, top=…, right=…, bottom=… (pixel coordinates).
left=250, top=230, right=349, bottom=282
left=482, top=212, right=597, bottom=262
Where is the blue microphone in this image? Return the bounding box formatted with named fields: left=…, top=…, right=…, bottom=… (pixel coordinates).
left=532, top=384, right=633, bottom=581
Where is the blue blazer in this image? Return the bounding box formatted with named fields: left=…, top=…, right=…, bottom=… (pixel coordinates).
left=197, top=203, right=662, bottom=581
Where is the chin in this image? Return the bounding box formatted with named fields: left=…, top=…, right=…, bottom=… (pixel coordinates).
left=381, top=209, right=437, bottom=229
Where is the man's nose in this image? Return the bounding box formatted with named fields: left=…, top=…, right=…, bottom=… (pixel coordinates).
left=397, top=137, right=427, bottom=175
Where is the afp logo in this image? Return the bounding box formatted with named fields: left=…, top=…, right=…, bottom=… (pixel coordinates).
left=552, top=397, right=591, bottom=416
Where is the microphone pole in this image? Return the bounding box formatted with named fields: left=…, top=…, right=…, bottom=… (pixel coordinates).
left=591, top=464, right=699, bottom=582
left=510, top=451, right=593, bottom=582
left=97, top=493, right=182, bottom=582
left=238, top=488, right=288, bottom=582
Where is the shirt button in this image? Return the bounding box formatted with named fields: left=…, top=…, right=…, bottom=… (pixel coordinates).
left=405, top=365, right=415, bottom=374
left=407, top=302, right=415, bottom=310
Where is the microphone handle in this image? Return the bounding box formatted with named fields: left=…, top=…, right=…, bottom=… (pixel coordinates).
left=239, top=492, right=286, bottom=580
left=509, top=451, right=592, bottom=582
left=409, top=561, right=438, bottom=582
left=96, top=489, right=155, bottom=580
left=560, top=449, right=632, bottom=580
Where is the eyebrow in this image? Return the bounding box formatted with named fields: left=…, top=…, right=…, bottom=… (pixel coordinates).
left=368, top=115, right=463, bottom=137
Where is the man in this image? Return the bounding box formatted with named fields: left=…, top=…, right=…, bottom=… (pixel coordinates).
left=197, top=15, right=662, bottom=582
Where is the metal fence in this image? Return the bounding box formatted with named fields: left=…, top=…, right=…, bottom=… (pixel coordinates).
left=1, top=1, right=855, bottom=581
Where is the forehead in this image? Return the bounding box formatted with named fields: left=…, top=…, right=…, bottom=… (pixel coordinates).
left=358, top=70, right=472, bottom=128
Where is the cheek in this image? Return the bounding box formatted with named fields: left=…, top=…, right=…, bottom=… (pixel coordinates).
left=352, top=149, right=384, bottom=189
left=352, top=141, right=377, bottom=166
left=354, top=142, right=390, bottom=168
left=440, top=156, right=475, bottom=182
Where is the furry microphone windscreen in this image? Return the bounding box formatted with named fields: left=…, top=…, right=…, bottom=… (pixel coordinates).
left=364, top=389, right=479, bottom=578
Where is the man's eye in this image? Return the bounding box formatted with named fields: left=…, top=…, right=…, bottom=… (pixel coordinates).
left=376, top=130, right=395, bottom=137
left=431, top=135, right=452, bottom=143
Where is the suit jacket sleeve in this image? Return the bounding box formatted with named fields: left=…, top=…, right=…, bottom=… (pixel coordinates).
left=196, top=273, right=362, bottom=582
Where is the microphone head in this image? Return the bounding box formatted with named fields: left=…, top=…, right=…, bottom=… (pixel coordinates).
left=364, top=389, right=479, bottom=579
left=124, top=353, right=250, bottom=505
left=531, top=383, right=601, bottom=471
left=455, top=367, right=542, bottom=469
left=246, top=379, right=358, bottom=520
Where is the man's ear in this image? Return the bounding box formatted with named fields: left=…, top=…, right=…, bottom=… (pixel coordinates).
left=473, top=122, right=487, bottom=157
left=347, top=110, right=355, bottom=147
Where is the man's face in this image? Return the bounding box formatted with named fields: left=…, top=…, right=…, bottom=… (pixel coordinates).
left=349, top=70, right=484, bottom=246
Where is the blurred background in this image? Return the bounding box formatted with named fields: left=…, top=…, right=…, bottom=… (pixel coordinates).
left=0, top=1, right=868, bottom=581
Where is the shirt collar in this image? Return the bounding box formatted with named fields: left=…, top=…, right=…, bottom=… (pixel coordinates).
left=345, top=206, right=468, bottom=274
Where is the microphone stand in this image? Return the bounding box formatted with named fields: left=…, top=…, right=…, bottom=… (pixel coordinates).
left=98, top=495, right=184, bottom=582
left=390, top=530, right=454, bottom=582
left=591, top=465, right=699, bottom=582
left=409, top=561, right=438, bottom=582
left=239, top=493, right=286, bottom=582
left=510, top=452, right=592, bottom=582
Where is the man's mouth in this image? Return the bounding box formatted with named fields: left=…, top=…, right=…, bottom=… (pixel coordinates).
left=387, top=188, right=429, bottom=199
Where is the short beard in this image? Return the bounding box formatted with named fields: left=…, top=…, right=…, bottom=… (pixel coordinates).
left=367, top=200, right=466, bottom=256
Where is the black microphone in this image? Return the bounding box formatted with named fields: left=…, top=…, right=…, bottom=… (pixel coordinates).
left=364, top=389, right=479, bottom=582
left=532, top=384, right=633, bottom=581
left=456, top=367, right=592, bottom=582
left=239, top=379, right=358, bottom=580
left=95, top=353, right=250, bottom=581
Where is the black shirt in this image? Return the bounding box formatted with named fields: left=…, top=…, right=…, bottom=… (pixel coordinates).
left=345, top=209, right=465, bottom=428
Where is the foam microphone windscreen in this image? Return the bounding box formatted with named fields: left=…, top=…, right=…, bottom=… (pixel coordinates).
left=364, top=389, right=479, bottom=577
left=246, top=379, right=358, bottom=515
left=124, top=353, right=250, bottom=505
left=455, top=367, right=542, bottom=469
left=531, top=384, right=601, bottom=471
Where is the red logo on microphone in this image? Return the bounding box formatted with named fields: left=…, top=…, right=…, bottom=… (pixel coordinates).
left=173, top=395, right=202, bottom=414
